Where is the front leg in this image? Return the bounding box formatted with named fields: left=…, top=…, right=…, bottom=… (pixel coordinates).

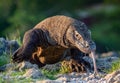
left=62, top=48, right=91, bottom=73
left=62, top=58, right=90, bottom=73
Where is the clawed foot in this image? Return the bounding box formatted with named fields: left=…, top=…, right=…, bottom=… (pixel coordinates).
left=61, top=59, right=91, bottom=73
left=12, top=47, right=23, bottom=63
left=12, top=54, right=25, bottom=63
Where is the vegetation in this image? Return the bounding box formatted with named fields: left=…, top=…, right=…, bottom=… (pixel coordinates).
left=0, top=52, right=10, bottom=66
left=41, top=69, right=58, bottom=80
left=105, top=58, right=120, bottom=73
left=41, top=61, right=71, bottom=80
left=0, top=71, right=36, bottom=83
left=0, top=64, right=70, bottom=82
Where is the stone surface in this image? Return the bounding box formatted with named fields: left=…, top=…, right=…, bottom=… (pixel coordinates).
left=105, top=69, right=120, bottom=83
left=42, top=62, right=61, bottom=72
left=0, top=38, right=6, bottom=55
left=36, top=79, right=61, bottom=83
left=0, top=37, right=19, bottom=56
left=0, top=63, right=15, bottom=72
left=0, top=55, right=120, bottom=83
left=83, top=55, right=119, bottom=73
left=96, top=56, right=119, bottom=71
left=6, top=40, right=19, bottom=54
left=23, top=68, right=44, bottom=79
left=17, top=61, right=39, bottom=71
left=0, top=37, right=120, bottom=83
left=101, top=51, right=119, bottom=57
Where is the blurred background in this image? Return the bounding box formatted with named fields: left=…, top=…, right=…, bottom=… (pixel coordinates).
left=0, top=0, right=120, bottom=53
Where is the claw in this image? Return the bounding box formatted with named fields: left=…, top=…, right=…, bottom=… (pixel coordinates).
left=12, top=47, right=24, bottom=63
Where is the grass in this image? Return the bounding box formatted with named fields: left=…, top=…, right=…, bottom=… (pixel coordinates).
left=0, top=34, right=71, bottom=82
left=5, top=29, right=22, bottom=46
left=0, top=76, right=35, bottom=83
left=40, top=61, right=71, bottom=80
left=105, top=58, right=120, bottom=73
left=0, top=33, right=22, bottom=66
left=0, top=69, right=37, bottom=83
left=41, top=69, right=58, bottom=80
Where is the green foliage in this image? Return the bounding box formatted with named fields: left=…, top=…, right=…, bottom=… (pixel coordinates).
left=104, top=0, right=120, bottom=4
left=91, top=20, right=120, bottom=51
left=5, top=30, right=22, bottom=47
left=0, top=75, right=35, bottom=83
left=105, top=58, right=120, bottom=73
left=0, top=69, right=36, bottom=83
left=41, top=69, right=58, bottom=80
left=0, top=0, right=97, bottom=37
left=0, top=64, right=70, bottom=82
left=0, top=34, right=22, bottom=66
left=41, top=62, right=71, bottom=80
left=0, top=52, right=10, bottom=66
left=10, top=71, right=25, bottom=76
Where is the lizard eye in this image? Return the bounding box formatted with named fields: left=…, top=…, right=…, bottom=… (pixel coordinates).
left=74, top=31, right=82, bottom=40
left=75, top=31, right=79, bottom=37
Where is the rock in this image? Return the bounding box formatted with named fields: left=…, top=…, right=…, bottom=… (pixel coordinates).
left=97, top=56, right=119, bottom=71
left=0, top=37, right=19, bottom=56
left=23, top=68, right=44, bottom=79
left=36, top=79, right=61, bottom=83
left=0, top=64, right=6, bottom=72
left=114, top=81, right=120, bottom=83
left=83, top=56, right=93, bottom=68
left=0, top=63, right=15, bottom=72
left=17, top=61, right=39, bottom=71
left=6, top=40, right=19, bottom=54
left=105, top=70, right=120, bottom=83
left=56, top=75, right=70, bottom=82
left=0, top=38, right=6, bottom=55
left=0, top=38, right=120, bottom=83
left=0, top=61, right=39, bottom=72
left=101, top=51, right=119, bottom=57
left=114, top=74, right=120, bottom=81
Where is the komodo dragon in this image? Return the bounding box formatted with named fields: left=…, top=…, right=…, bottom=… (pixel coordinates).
left=12, top=15, right=97, bottom=73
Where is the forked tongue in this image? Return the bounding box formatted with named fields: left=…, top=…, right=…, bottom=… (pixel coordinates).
left=89, top=51, right=98, bottom=77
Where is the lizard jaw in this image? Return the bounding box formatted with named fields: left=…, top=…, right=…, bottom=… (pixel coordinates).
left=75, top=41, right=96, bottom=54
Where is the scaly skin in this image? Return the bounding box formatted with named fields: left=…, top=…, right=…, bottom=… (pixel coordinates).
left=12, top=15, right=96, bottom=72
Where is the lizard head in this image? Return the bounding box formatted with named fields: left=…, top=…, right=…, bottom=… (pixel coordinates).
left=66, top=22, right=96, bottom=54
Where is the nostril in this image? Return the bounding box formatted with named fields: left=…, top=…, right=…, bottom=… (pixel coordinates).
left=85, top=41, right=89, bottom=48
left=85, top=43, right=89, bottom=48
left=86, top=44, right=89, bottom=48
left=86, top=45, right=89, bottom=48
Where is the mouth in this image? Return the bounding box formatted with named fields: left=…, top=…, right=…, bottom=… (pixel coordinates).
left=76, top=41, right=96, bottom=54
